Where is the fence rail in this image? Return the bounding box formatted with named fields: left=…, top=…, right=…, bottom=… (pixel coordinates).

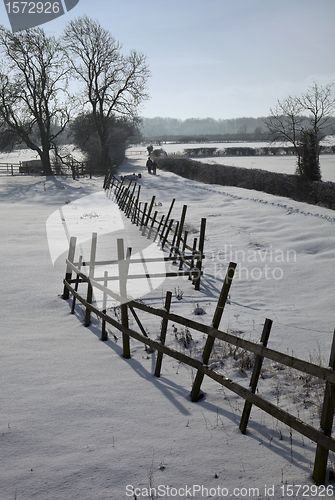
left=126, top=150, right=146, bottom=156
left=0, top=161, right=90, bottom=177
left=0, top=163, right=21, bottom=175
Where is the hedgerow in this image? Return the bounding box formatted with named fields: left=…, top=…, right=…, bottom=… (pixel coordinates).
left=156, top=157, right=335, bottom=210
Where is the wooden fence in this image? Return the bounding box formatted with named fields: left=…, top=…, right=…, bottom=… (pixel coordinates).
left=0, top=160, right=88, bottom=177
left=61, top=247, right=335, bottom=485
left=126, top=150, right=146, bottom=156
left=60, top=177, right=335, bottom=485
left=0, top=163, right=21, bottom=175
left=0, top=161, right=44, bottom=175
left=104, top=175, right=206, bottom=291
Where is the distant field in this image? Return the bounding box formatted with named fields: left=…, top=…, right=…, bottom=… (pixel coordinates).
left=199, top=154, right=335, bottom=183
left=127, top=141, right=335, bottom=183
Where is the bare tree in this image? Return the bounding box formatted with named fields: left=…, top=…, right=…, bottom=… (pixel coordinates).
left=264, top=83, right=335, bottom=181
left=298, top=83, right=335, bottom=137
left=63, top=15, right=150, bottom=174
left=0, top=26, right=73, bottom=175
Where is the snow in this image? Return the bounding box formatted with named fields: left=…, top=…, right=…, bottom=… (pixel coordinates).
left=1, top=149, right=335, bottom=499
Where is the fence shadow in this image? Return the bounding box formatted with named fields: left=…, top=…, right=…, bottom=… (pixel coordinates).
left=60, top=174, right=335, bottom=485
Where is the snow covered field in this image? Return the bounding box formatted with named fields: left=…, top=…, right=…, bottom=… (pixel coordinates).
left=1, top=152, right=335, bottom=499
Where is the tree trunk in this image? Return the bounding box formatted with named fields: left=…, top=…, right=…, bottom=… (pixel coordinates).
left=40, top=148, right=53, bottom=176
left=100, top=142, right=110, bottom=174
left=299, top=130, right=321, bottom=182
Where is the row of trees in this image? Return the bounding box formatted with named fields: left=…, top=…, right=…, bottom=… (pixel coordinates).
left=140, top=116, right=268, bottom=138
left=0, top=16, right=150, bottom=175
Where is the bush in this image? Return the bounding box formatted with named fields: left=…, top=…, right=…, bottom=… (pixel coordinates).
left=156, top=157, right=335, bottom=210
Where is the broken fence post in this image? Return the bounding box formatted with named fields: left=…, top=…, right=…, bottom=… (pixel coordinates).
left=239, top=318, right=273, bottom=434
left=155, top=291, right=172, bottom=377
left=190, top=262, right=237, bottom=402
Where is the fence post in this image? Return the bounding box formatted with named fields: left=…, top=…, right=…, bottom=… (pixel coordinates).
left=85, top=232, right=97, bottom=327
left=117, top=239, right=131, bottom=358
left=133, top=185, right=141, bottom=224
left=62, top=236, right=77, bottom=299
left=160, top=198, right=175, bottom=244
left=189, top=238, right=197, bottom=280
left=169, top=221, right=179, bottom=258
left=116, top=181, right=124, bottom=203
left=128, top=305, right=149, bottom=338
left=148, top=210, right=157, bottom=239
left=71, top=255, right=83, bottom=314
left=194, top=218, right=206, bottom=291
left=126, top=183, right=137, bottom=217
left=174, top=205, right=187, bottom=260
left=179, top=230, right=188, bottom=271
left=155, top=291, right=172, bottom=377
left=116, top=186, right=123, bottom=204
left=136, top=202, right=141, bottom=226
left=239, top=318, right=273, bottom=434
left=124, top=181, right=133, bottom=211
left=154, top=215, right=165, bottom=243
left=313, top=329, right=335, bottom=484
left=140, top=202, right=148, bottom=231
left=161, top=218, right=174, bottom=250
left=142, top=195, right=155, bottom=235
left=190, top=262, right=237, bottom=402
left=120, top=183, right=131, bottom=210
left=101, top=271, right=109, bottom=341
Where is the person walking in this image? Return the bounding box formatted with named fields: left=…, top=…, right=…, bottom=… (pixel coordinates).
left=152, top=160, right=157, bottom=175
left=146, top=157, right=153, bottom=174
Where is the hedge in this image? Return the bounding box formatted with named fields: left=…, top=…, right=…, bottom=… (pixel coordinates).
left=156, top=157, right=335, bottom=210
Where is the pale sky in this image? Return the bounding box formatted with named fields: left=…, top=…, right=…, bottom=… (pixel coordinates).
left=2, top=0, right=335, bottom=119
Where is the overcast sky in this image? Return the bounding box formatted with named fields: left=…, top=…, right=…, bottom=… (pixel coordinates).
left=2, top=0, right=335, bottom=119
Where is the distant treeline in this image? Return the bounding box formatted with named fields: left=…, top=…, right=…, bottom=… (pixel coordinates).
left=140, top=116, right=335, bottom=142
left=156, top=156, right=335, bottom=210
